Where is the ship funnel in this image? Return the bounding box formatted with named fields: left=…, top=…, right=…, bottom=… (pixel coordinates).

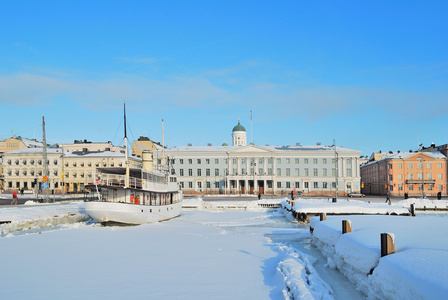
left=142, top=150, right=154, bottom=171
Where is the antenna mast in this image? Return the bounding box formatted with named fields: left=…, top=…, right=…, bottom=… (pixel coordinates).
left=42, top=116, right=50, bottom=202
left=250, top=111, right=253, bottom=145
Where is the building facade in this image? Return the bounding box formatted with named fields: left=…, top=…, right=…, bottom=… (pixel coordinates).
left=361, top=151, right=447, bottom=197
left=152, top=120, right=362, bottom=195
left=1, top=148, right=141, bottom=194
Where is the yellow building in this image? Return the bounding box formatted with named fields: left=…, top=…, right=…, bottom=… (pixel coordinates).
left=1, top=148, right=141, bottom=194
left=132, top=136, right=162, bottom=158
left=0, top=136, right=43, bottom=154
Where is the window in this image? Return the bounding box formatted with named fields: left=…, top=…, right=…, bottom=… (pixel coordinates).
left=438, top=163, right=442, bottom=169
left=180, top=182, right=184, bottom=188
left=346, top=169, right=352, bottom=177
left=408, top=164, right=413, bottom=169
left=323, top=182, right=328, bottom=189
left=418, top=184, right=423, bottom=191
left=188, top=169, right=193, bottom=176
left=295, top=168, right=300, bottom=176
left=323, top=158, right=327, bottom=164
left=258, top=168, right=263, bottom=175
left=398, top=174, right=402, bottom=181
left=409, top=184, right=414, bottom=191
left=188, top=182, right=193, bottom=188
left=313, top=158, right=318, bottom=164
left=295, top=182, right=300, bottom=188
left=304, top=169, right=309, bottom=176
left=215, top=169, right=219, bottom=176
left=389, top=185, right=393, bottom=191
left=304, top=158, right=309, bottom=164
left=332, top=182, right=336, bottom=188
left=398, top=185, right=403, bottom=191
left=417, top=173, right=423, bottom=180
left=188, top=159, right=192, bottom=164
left=277, top=168, right=281, bottom=176
left=313, top=168, right=318, bottom=176
left=277, top=158, right=281, bottom=164
left=417, top=163, right=422, bottom=169
left=268, top=168, right=273, bottom=175
left=427, top=163, right=432, bottom=169
left=438, top=174, right=443, bottom=180
left=408, top=173, right=414, bottom=180
left=206, top=182, right=210, bottom=188
left=206, top=169, right=210, bottom=176
left=388, top=164, right=392, bottom=169
left=197, top=159, right=201, bottom=164
left=398, top=164, right=402, bottom=169
left=260, top=158, right=265, bottom=164
left=214, top=182, right=219, bottom=188
left=277, top=182, right=282, bottom=188
left=268, top=158, right=273, bottom=164
left=286, top=168, right=290, bottom=176
left=332, top=168, right=336, bottom=176
left=295, top=158, right=300, bottom=164
left=232, top=158, right=237, bottom=164
left=286, top=182, right=291, bottom=188
left=313, top=182, right=318, bottom=188
left=439, top=185, right=443, bottom=191
left=428, top=184, right=433, bottom=191
left=304, top=182, right=309, bottom=188
left=323, top=169, right=327, bottom=177
left=215, top=159, right=219, bottom=164
left=389, top=175, right=393, bottom=181
left=206, top=159, right=210, bottom=164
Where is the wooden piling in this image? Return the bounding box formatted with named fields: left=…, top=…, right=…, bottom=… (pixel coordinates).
left=342, top=220, right=352, bottom=234
left=320, top=213, right=326, bottom=221
left=410, top=204, right=415, bottom=217
left=381, top=233, right=395, bottom=257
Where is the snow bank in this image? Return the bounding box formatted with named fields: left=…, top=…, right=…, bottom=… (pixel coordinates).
left=283, top=198, right=410, bottom=215
left=275, top=244, right=334, bottom=300
left=182, top=197, right=283, bottom=211
left=0, top=202, right=90, bottom=236
left=393, top=198, right=448, bottom=209
left=310, top=215, right=448, bottom=299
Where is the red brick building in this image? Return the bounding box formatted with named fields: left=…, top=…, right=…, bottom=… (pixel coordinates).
left=361, top=151, right=447, bottom=197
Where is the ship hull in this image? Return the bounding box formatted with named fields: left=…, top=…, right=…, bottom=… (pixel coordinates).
left=84, top=201, right=182, bottom=225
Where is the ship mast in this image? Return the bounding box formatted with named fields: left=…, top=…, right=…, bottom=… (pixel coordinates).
left=124, top=103, right=130, bottom=188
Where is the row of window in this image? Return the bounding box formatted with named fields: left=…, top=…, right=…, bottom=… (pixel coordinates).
left=64, top=161, right=122, bottom=168
left=169, top=157, right=352, bottom=166
left=179, top=181, right=343, bottom=190
left=389, top=184, right=444, bottom=192
left=176, top=168, right=354, bottom=177
left=388, top=163, right=443, bottom=170
left=6, top=159, right=58, bottom=166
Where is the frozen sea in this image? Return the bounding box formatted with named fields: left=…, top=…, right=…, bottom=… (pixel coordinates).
left=0, top=198, right=446, bottom=299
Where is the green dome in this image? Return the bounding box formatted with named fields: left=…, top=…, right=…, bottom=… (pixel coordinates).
left=232, top=120, right=246, bottom=132
left=222, top=141, right=228, bottom=146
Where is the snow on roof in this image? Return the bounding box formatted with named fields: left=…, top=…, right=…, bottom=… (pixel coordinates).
left=165, top=144, right=360, bottom=153
left=363, top=151, right=446, bottom=166
left=4, top=148, right=65, bottom=155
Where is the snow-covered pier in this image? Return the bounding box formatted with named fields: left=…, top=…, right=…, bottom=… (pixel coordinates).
left=0, top=201, right=89, bottom=236
left=309, top=214, right=448, bottom=299
left=282, top=198, right=411, bottom=222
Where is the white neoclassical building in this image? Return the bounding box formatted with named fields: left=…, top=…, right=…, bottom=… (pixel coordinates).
left=154, top=120, right=362, bottom=196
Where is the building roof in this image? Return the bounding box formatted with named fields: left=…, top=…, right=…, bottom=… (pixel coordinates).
left=362, top=151, right=447, bottom=167
left=162, top=144, right=360, bottom=154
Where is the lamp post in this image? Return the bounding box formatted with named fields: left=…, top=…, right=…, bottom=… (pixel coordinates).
left=333, top=139, right=338, bottom=202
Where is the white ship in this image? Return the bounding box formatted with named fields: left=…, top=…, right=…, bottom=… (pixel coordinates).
left=84, top=105, right=182, bottom=225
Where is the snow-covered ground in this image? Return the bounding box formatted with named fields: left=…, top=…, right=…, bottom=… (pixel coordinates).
left=0, top=197, right=446, bottom=299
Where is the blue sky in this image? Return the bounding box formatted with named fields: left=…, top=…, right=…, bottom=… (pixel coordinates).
left=1, top=1, right=447, bottom=156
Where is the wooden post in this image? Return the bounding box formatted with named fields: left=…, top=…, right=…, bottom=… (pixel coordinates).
left=320, top=213, right=326, bottom=221
left=410, top=203, right=415, bottom=217
left=292, top=202, right=296, bottom=207
left=381, top=233, right=395, bottom=257
left=342, top=220, right=352, bottom=234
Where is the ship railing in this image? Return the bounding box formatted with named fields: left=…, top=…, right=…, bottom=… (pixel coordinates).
left=98, top=174, right=143, bottom=189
